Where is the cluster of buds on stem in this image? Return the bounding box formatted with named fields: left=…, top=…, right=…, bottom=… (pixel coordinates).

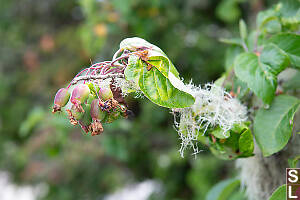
left=53, top=82, right=128, bottom=136
left=51, top=48, right=136, bottom=135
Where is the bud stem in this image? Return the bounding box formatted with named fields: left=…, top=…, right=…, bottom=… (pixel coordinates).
left=70, top=74, right=124, bottom=85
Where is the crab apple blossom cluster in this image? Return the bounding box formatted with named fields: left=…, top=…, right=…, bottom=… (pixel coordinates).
left=52, top=81, right=129, bottom=136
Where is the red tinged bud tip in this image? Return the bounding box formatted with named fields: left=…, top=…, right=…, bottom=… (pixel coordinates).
left=52, top=88, right=70, bottom=113
left=99, top=87, right=113, bottom=101
left=71, top=84, right=90, bottom=105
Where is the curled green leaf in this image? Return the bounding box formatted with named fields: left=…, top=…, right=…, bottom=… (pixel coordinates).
left=125, top=56, right=195, bottom=108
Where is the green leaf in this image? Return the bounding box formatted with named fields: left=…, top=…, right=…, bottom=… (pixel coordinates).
left=239, top=128, right=254, bottom=157
left=260, top=44, right=289, bottom=73
left=234, top=44, right=289, bottom=104
left=125, top=56, right=195, bottom=108
left=211, top=126, right=230, bottom=139
left=239, top=19, right=247, bottom=40
left=146, top=48, right=180, bottom=79
left=209, top=123, right=254, bottom=160
left=228, top=190, right=247, bottom=200
left=257, top=9, right=279, bottom=29
left=278, top=0, right=300, bottom=27
left=214, top=75, right=226, bottom=87
left=121, top=37, right=180, bottom=79
left=224, top=45, right=243, bottom=71
left=206, top=178, right=241, bottom=200
left=269, top=184, right=286, bottom=200
left=288, top=155, right=300, bottom=168
left=87, top=82, right=99, bottom=96
left=265, top=20, right=282, bottom=34
left=246, top=30, right=264, bottom=52
left=269, top=33, right=300, bottom=69
left=232, top=77, right=250, bottom=100
left=219, top=38, right=242, bottom=46
left=254, top=95, right=300, bottom=157
left=278, top=0, right=300, bottom=18
left=125, top=55, right=141, bottom=86
left=138, top=62, right=195, bottom=108
left=147, top=53, right=178, bottom=79
left=283, top=70, right=300, bottom=91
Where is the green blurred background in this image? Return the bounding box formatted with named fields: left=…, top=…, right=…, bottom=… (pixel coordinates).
left=0, top=0, right=276, bottom=199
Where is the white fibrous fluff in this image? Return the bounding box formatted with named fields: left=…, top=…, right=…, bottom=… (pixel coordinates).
left=172, top=83, right=248, bottom=157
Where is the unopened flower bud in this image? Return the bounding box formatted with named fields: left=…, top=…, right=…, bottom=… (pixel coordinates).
left=52, top=88, right=70, bottom=113
left=99, top=87, right=113, bottom=101
left=71, top=84, right=90, bottom=105
left=80, top=104, right=92, bottom=126
left=78, top=104, right=93, bottom=134
left=90, top=99, right=106, bottom=121
left=70, top=105, right=84, bottom=120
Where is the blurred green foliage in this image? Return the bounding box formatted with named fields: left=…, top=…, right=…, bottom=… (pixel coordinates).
left=0, top=0, right=276, bottom=199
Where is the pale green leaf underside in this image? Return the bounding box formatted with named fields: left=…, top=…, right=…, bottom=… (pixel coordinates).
left=254, top=95, right=300, bottom=157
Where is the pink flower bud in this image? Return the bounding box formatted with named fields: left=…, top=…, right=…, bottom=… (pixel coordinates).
left=99, top=87, right=113, bottom=101
left=90, top=99, right=106, bottom=121
left=52, top=88, right=70, bottom=113
left=71, top=84, right=90, bottom=105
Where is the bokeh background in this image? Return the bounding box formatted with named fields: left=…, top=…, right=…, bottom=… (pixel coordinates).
left=0, top=0, right=276, bottom=199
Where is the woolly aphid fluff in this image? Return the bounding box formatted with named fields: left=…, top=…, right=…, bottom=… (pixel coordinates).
left=172, top=83, right=247, bottom=157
